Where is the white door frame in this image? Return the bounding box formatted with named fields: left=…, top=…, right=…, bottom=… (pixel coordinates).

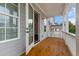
left=34, top=10, right=40, bottom=43
left=25, top=3, right=41, bottom=54
left=25, top=3, right=34, bottom=55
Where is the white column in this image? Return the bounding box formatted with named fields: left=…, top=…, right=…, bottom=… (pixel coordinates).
left=62, top=4, right=71, bottom=40
left=62, top=16, right=65, bottom=31
left=65, top=15, right=69, bottom=32
left=63, top=4, right=71, bottom=32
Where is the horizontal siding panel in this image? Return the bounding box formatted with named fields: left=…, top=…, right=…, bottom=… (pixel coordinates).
left=0, top=4, right=26, bottom=56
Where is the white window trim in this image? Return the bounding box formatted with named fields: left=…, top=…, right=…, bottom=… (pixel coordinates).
left=68, top=4, right=76, bottom=35
left=62, top=31, right=76, bottom=38
left=0, top=3, right=20, bottom=43
left=43, top=18, right=47, bottom=32
left=67, top=32, right=76, bottom=37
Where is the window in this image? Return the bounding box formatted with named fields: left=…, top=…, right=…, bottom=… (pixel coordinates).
left=6, top=4, right=18, bottom=16
left=68, top=4, right=76, bottom=34
left=54, top=16, right=63, bottom=25
left=43, top=18, right=47, bottom=32
left=0, top=3, right=5, bottom=13
left=0, top=3, right=19, bottom=42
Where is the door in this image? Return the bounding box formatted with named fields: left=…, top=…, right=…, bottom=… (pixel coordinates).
left=34, top=11, right=40, bottom=44
left=26, top=4, right=34, bottom=54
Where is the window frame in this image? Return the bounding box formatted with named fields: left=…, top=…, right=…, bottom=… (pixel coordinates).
left=43, top=18, right=47, bottom=32
left=54, top=16, right=63, bottom=26
left=68, top=4, right=76, bottom=35
left=0, top=3, right=20, bottom=43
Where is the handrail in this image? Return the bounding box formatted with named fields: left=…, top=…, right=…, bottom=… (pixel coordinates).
left=51, top=31, right=62, bottom=38
left=62, top=31, right=76, bottom=38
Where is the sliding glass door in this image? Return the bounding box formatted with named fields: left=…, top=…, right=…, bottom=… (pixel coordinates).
left=28, top=4, right=33, bottom=45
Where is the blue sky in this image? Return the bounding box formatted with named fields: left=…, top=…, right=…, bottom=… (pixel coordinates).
left=68, top=4, right=76, bottom=25
left=54, top=4, right=76, bottom=25
left=54, top=16, right=63, bottom=25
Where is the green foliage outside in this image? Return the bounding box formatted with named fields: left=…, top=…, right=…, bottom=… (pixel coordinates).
left=69, top=21, right=76, bottom=34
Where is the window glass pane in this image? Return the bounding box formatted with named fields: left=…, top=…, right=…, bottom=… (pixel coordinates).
left=44, top=19, right=47, bottom=32
left=0, top=3, right=5, bottom=13
left=0, top=15, right=5, bottom=27
left=6, top=16, right=18, bottom=27
left=6, top=3, right=18, bottom=16
left=68, top=4, right=76, bottom=34
left=0, top=3, right=19, bottom=41
left=6, top=28, right=17, bottom=39
left=54, top=16, right=63, bottom=25
left=14, top=3, right=18, bottom=6
left=0, top=28, right=5, bottom=41
left=28, top=5, right=33, bottom=45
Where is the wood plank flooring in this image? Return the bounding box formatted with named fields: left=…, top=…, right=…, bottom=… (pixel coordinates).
left=27, top=37, right=72, bottom=56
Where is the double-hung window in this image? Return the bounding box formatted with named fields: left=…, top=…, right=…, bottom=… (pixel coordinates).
left=0, top=3, right=20, bottom=42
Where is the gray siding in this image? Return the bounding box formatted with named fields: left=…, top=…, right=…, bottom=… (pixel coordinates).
left=0, top=3, right=26, bottom=56
left=0, top=3, right=48, bottom=56
left=32, top=4, right=48, bottom=41
left=76, top=4, right=79, bottom=56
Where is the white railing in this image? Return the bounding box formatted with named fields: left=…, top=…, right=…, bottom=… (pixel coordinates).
left=52, top=31, right=62, bottom=38
left=62, top=31, right=76, bottom=56
left=51, top=31, right=76, bottom=56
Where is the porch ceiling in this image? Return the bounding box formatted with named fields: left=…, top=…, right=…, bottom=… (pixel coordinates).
left=36, top=3, right=66, bottom=17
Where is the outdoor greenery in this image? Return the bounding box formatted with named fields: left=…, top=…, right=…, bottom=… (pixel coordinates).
left=69, top=21, right=76, bottom=34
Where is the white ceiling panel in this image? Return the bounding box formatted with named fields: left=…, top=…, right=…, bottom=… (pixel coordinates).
left=36, top=3, right=66, bottom=17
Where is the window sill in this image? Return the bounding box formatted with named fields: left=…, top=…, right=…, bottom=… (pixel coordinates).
left=0, top=38, right=20, bottom=44
left=66, top=32, right=76, bottom=37
left=62, top=31, right=76, bottom=37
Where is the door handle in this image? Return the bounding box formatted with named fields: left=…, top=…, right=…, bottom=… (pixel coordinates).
left=26, top=30, right=30, bottom=33
left=26, top=28, right=29, bottom=33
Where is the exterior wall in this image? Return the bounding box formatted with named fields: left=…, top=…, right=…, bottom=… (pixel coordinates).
left=46, top=18, right=51, bottom=37
left=66, top=34, right=76, bottom=56
left=31, top=4, right=48, bottom=41
left=63, top=4, right=76, bottom=56
left=40, top=16, right=47, bottom=40
left=43, top=18, right=50, bottom=39
left=0, top=3, right=76, bottom=56
left=0, top=4, right=26, bottom=56
left=63, top=4, right=71, bottom=32
left=47, top=17, right=63, bottom=38
left=47, top=17, right=54, bottom=37
left=62, top=32, right=76, bottom=56
left=25, top=4, right=49, bottom=54
left=49, top=17, right=55, bottom=25
left=76, top=4, right=79, bottom=56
